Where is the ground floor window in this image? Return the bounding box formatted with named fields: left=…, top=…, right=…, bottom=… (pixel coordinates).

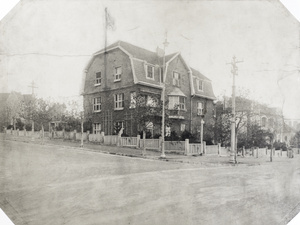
left=180, top=123, right=186, bottom=132
left=114, top=121, right=124, bottom=134
left=93, top=123, right=101, bottom=134
left=166, top=125, right=171, bottom=137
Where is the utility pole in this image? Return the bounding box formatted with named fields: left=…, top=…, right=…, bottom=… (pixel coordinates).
left=28, top=81, right=38, bottom=95
left=226, top=56, right=243, bottom=164
left=160, top=32, right=169, bottom=159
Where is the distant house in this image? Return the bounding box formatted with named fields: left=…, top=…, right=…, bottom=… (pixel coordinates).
left=82, top=41, right=216, bottom=137
left=0, top=92, right=33, bottom=131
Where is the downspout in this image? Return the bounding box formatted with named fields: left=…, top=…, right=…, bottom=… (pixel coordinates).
left=190, top=95, right=195, bottom=133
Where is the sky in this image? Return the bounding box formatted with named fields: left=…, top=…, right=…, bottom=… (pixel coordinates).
left=0, top=0, right=299, bottom=119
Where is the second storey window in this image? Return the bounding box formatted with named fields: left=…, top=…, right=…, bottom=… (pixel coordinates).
left=114, top=66, right=122, bottom=81
left=197, top=79, right=203, bottom=91
left=95, top=72, right=101, bottom=85
left=168, top=96, right=186, bottom=110
left=146, top=65, right=154, bottom=79
left=114, top=93, right=124, bottom=110
left=130, top=92, right=136, bottom=109
left=173, top=71, right=180, bottom=87
left=93, top=97, right=101, bottom=112
left=197, top=102, right=203, bottom=115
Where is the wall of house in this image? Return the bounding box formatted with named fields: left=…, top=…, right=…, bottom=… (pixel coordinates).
left=164, top=56, right=192, bottom=133
left=84, top=48, right=134, bottom=95
left=190, top=97, right=215, bottom=134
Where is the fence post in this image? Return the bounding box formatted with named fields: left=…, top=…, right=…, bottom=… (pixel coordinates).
left=242, top=146, right=245, bottom=157
left=256, top=147, right=258, bottom=158
left=270, top=148, right=273, bottom=162
left=252, top=147, right=254, bottom=157
left=280, top=148, right=282, bottom=157
left=136, top=135, right=140, bottom=149
left=185, top=139, right=189, bottom=156
left=203, top=141, right=206, bottom=155
left=218, top=143, right=221, bottom=157
left=143, top=131, right=146, bottom=157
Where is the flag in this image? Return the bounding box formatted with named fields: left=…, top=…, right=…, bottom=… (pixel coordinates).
left=106, top=8, right=115, bottom=31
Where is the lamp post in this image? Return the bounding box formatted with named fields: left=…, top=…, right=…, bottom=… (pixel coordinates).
left=160, top=34, right=168, bottom=158
left=200, top=116, right=205, bottom=154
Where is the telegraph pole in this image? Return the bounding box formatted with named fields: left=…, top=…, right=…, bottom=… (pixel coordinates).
left=28, top=81, right=38, bottom=95
left=227, top=56, right=243, bottom=164
left=160, top=32, right=169, bottom=158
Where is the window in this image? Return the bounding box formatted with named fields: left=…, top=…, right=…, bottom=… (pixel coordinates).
left=114, top=121, right=124, bottom=134
left=166, top=126, right=171, bottom=137
left=93, top=123, right=101, bottom=134
left=114, top=66, right=122, bottom=81
left=168, top=96, right=186, bottom=110
left=146, top=95, right=158, bottom=107
left=130, top=92, right=136, bottom=109
left=93, top=97, right=101, bottom=112
left=146, top=65, right=154, bottom=79
left=173, top=71, right=180, bottom=86
left=95, top=72, right=101, bottom=85
left=179, top=97, right=185, bottom=110
left=114, top=93, right=124, bottom=110
left=180, top=124, right=186, bottom=132
left=197, top=79, right=203, bottom=91
left=197, top=102, right=203, bottom=115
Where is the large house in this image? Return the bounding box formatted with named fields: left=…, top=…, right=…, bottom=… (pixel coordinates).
left=82, top=41, right=216, bottom=137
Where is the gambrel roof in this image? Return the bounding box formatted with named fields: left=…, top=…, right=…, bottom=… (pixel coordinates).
left=83, top=40, right=216, bottom=100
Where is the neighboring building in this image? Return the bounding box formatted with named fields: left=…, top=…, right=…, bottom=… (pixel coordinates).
left=82, top=41, right=216, bottom=137
left=0, top=92, right=33, bottom=131
left=222, top=96, right=288, bottom=143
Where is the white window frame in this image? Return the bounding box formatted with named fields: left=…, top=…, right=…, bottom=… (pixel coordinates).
left=180, top=123, right=186, bottom=132
left=114, top=66, right=122, bottom=82
left=95, top=72, right=101, bottom=86
left=93, top=97, right=101, bottom=112
left=129, top=92, right=136, bottom=109
left=197, top=79, right=204, bottom=91
left=114, top=93, right=124, bottom=110
left=197, top=102, right=203, bottom=116
left=146, top=95, right=158, bottom=107
left=168, top=96, right=186, bottom=110
left=173, top=71, right=180, bottom=87
left=146, top=65, right=154, bottom=80
left=179, top=96, right=185, bottom=110
left=93, top=123, right=101, bottom=134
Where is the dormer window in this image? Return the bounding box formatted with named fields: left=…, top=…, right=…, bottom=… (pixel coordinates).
left=173, top=71, right=180, bottom=87
left=197, top=79, right=203, bottom=91
left=95, top=72, right=101, bottom=86
left=146, top=65, right=154, bottom=80
left=114, top=66, right=122, bottom=82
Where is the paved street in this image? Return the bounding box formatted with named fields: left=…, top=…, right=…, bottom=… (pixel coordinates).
left=1, top=138, right=300, bottom=225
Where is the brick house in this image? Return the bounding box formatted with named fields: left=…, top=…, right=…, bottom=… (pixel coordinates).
left=82, top=41, right=216, bottom=137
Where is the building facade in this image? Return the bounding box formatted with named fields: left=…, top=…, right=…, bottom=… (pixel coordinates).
left=82, top=41, right=216, bottom=137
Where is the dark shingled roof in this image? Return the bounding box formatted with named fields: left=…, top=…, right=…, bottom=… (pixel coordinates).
left=90, top=41, right=216, bottom=99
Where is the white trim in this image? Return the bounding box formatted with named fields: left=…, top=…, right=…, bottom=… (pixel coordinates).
left=130, top=57, right=138, bottom=84
left=137, top=81, right=163, bottom=89
left=146, top=64, right=155, bottom=80
left=94, top=83, right=101, bottom=87
left=193, top=94, right=216, bottom=100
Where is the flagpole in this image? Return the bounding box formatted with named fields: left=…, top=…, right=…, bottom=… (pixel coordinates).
left=104, top=7, right=108, bottom=90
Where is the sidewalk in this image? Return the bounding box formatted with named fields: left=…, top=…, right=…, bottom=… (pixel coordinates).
left=2, top=133, right=295, bottom=167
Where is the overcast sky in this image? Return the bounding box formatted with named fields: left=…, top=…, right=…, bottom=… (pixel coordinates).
left=0, top=0, right=299, bottom=119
